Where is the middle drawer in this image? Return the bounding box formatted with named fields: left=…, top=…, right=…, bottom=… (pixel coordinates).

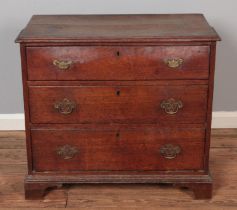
left=29, top=84, right=208, bottom=124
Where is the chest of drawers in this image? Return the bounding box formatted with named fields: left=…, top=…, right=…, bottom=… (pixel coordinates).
left=16, top=14, right=220, bottom=199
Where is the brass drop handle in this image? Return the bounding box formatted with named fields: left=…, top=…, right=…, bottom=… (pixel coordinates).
left=54, top=98, right=76, bottom=115
left=56, top=145, right=79, bottom=160
left=165, top=58, right=183, bottom=68
left=160, top=98, right=183, bottom=115
left=160, top=144, right=181, bottom=159
left=53, top=59, right=73, bottom=70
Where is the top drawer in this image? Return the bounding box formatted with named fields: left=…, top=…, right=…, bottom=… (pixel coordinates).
left=26, top=46, right=210, bottom=81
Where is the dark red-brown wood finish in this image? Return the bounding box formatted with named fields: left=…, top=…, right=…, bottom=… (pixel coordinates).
left=31, top=127, right=205, bottom=171
left=29, top=85, right=208, bottom=124
left=16, top=14, right=220, bottom=43
left=26, top=46, right=210, bottom=80
left=16, top=14, right=220, bottom=200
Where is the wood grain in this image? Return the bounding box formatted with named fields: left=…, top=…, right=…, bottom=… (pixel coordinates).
left=0, top=175, right=67, bottom=208
left=29, top=85, right=208, bottom=124
left=0, top=129, right=236, bottom=209
left=31, top=127, right=205, bottom=171
left=27, top=46, right=209, bottom=80
left=15, top=14, right=220, bottom=43
left=15, top=14, right=220, bottom=200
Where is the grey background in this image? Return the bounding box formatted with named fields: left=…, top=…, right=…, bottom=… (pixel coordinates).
left=0, top=0, right=236, bottom=114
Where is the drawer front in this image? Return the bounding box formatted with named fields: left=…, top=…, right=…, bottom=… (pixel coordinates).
left=27, top=46, right=209, bottom=80
left=29, top=85, right=208, bottom=124
left=31, top=127, right=205, bottom=171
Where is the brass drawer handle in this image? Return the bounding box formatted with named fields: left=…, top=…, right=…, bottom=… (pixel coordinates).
left=54, top=98, right=76, bottom=115
left=165, top=58, right=183, bottom=68
left=160, top=144, right=181, bottom=159
left=56, top=145, right=79, bottom=160
left=160, top=98, right=183, bottom=115
left=53, top=59, right=73, bottom=70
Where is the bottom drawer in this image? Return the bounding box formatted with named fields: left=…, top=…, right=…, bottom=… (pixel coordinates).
left=31, top=127, right=205, bottom=172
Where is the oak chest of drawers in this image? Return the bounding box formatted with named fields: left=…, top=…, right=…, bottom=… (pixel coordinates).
left=16, top=14, right=220, bottom=199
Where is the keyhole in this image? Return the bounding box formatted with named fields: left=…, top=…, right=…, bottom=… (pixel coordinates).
left=116, top=132, right=120, bottom=138
left=116, top=90, right=120, bottom=96
left=116, top=51, right=120, bottom=57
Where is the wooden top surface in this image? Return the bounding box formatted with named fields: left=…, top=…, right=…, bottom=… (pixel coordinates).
left=16, top=14, right=220, bottom=43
